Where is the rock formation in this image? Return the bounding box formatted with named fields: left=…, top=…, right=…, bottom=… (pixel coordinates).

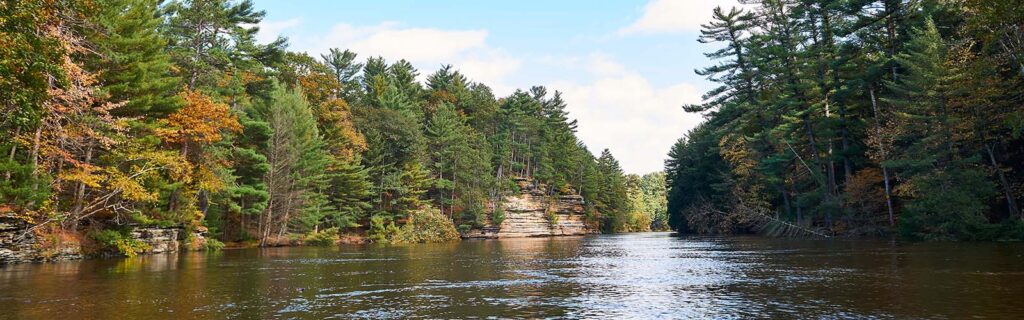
left=462, top=178, right=598, bottom=239
left=1, top=214, right=205, bottom=265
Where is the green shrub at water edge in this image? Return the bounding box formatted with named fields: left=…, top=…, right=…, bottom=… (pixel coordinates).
left=368, top=215, right=400, bottom=243
left=304, top=227, right=341, bottom=246
left=394, top=208, right=460, bottom=243
left=90, top=229, right=151, bottom=257
left=898, top=170, right=997, bottom=241
left=204, top=238, right=226, bottom=251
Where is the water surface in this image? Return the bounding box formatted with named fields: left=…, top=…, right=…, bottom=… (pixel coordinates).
left=2, top=233, right=1023, bottom=319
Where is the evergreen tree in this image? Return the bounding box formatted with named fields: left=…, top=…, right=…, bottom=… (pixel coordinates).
left=252, top=84, right=329, bottom=244
left=89, top=0, right=181, bottom=117
left=595, top=149, right=630, bottom=232
left=321, top=48, right=363, bottom=101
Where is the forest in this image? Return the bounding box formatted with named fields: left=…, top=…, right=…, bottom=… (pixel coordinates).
left=0, top=0, right=664, bottom=253
left=666, top=0, right=1024, bottom=240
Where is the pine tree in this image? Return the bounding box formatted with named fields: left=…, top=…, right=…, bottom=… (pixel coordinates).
left=212, top=111, right=271, bottom=241
left=89, top=0, right=181, bottom=117
left=883, top=19, right=996, bottom=240
left=252, top=84, right=329, bottom=244
left=163, top=0, right=270, bottom=89
left=321, top=48, right=364, bottom=101
left=595, top=149, right=630, bottom=231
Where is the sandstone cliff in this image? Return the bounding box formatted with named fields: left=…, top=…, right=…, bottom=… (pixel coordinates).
left=1, top=214, right=205, bottom=265
left=462, top=178, right=598, bottom=239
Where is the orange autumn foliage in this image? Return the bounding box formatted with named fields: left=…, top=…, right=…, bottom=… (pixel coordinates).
left=160, top=90, right=241, bottom=145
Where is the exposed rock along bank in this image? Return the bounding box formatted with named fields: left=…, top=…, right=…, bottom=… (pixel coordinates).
left=1, top=215, right=205, bottom=265
left=462, top=179, right=599, bottom=239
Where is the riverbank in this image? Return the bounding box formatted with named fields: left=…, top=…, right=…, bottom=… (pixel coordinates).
left=0, top=217, right=208, bottom=265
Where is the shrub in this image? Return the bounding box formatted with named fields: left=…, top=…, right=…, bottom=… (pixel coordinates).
left=898, top=169, right=996, bottom=240
left=545, top=209, right=559, bottom=226
left=203, top=238, right=225, bottom=251
left=491, top=206, right=505, bottom=226
left=90, top=229, right=151, bottom=257
left=368, top=215, right=398, bottom=243
left=304, top=227, right=340, bottom=246
left=394, top=208, right=460, bottom=243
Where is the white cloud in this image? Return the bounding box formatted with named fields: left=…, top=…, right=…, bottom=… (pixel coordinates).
left=260, top=21, right=523, bottom=95
left=313, top=23, right=488, bottom=63
left=618, top=0, right=744, bottom=35
left=457, top=49, right=523, bottom=95
left=551, top=54, right=705, bottom=174
left=255, top=18, right=301, bottom=44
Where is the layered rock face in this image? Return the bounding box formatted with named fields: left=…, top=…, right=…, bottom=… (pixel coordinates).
left=130, top=227, right=205, bottom=253
left=1, top=216, right=83, bottom=264
left=1, top=215, right=204, bottom=265
left=463, top=178, right=598, bottom=239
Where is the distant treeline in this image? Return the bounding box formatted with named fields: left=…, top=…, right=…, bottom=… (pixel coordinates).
left=666, top=0, right=1024, bottom=240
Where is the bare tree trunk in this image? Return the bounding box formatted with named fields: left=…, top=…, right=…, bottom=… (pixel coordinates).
left=277, top=192, right=293, bottom=240
left=27, top=126, right=43, bottom=208
left=4, top=127, right=19, bottom=181
left=451, top=158, right=458, bottom=219
left=985, top=143, right=1020, bottom=219
left=869, top=87, right=896, bottom=227
left=70, top=143, right=94, bottom=229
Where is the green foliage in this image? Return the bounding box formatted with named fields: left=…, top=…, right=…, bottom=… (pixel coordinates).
left=0, top=0, right=66, bottom=132
left=666, top=0, right=1024, bottom=241
left=367, top=215, right=399, bottom=243
left=303, top=227, right=340, bottom=246
left=491, top=206, right=506, bottom=226
left=621, top=173, right=664, bottom=232
left=203, top=238, right=225, bottom=251
left=90, top=229, right=151, bottom=257
left=595, top=149, right=630, bottom=232
left=899, top=169, right=996, bottom=241
left=0, top=157, right=50, bottom=210
left=545, top=208, right=559, bottom=227
left=88, top=0, right=181, bottom=116
left=163, top=0, right=278, bottom=89
left=393, top=208, right=461, bottom=243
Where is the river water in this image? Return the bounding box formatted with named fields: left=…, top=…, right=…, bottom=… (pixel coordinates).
left=1, top=232, right=1023, bottom=319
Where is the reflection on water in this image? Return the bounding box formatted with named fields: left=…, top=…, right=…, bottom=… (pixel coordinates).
left=2, top=233, right=1024, bottom=319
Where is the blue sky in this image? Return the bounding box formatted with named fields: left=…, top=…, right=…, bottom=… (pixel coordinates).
left=252, top=0, right=741, bottom=174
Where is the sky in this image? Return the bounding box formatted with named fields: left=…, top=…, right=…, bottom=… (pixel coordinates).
left=251, top=0, right=743, bottom=174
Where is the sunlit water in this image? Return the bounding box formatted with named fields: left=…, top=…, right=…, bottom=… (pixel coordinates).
left=2, top=233, right=1024, bottom=319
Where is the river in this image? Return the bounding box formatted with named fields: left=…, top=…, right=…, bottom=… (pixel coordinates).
left=1, top=232, right=1023, bottom=319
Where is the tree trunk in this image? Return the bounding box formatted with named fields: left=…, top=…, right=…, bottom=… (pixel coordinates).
left=869, top=87, right=896, bottom=227
left=885, top=0, right=900, bottom=81
left=27, top=126, right=43, bottom=208
left=68, top=143, right=95, bottom=230
left=985, top=143, right=1020, bottom=219
left=277, top=193, right=293, bottom=240
left=4, top=127, right=19, bottom=181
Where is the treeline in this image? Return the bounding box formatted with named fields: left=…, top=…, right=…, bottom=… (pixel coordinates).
left=0, top=0, right=633, bottom=249
left=622, top=172, right=670, bottom=232
left=666, top=0, right=1024, bottom=240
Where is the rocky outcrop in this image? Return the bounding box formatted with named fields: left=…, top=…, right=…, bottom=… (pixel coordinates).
left=0, top=216, right=205, bottom=265
left=130, top=226, right=206, bottom=253
left=0, top=216, right=83, bottom=264
left=462, top=178, right=598, bottom=239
